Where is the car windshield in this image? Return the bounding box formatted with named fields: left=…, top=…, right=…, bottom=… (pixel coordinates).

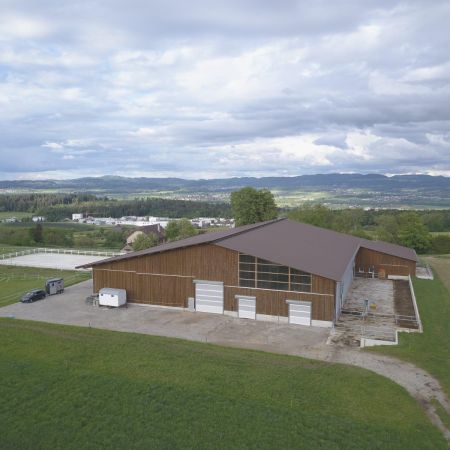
left=23, top=291, right=37, bottom=297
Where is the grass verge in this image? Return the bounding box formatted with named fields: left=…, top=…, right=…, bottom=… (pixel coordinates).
left=0, top=265, right=91, bottom=307
left=370, top=267, right=450, bottom=398
left=0, top=318, right=447, bottom=449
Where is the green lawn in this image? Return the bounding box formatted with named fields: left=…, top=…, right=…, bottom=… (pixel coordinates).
left=0, top=211, right=31, bottom=220
left=0, top=320, right=446, bottom=449
left=0, top=265, right=91, bottom=307
left=371, top=270, right=450, bottom=399
left=0, top=244, right=34, bottom=255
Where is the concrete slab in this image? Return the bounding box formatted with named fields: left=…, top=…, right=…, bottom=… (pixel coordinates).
left=0, top=280, right=330, bottom=355
left=0, top=253, right=104, bottom=270
left=344, top=278, right=394, bottom=315
left=416, top=265, right=434, bottom=280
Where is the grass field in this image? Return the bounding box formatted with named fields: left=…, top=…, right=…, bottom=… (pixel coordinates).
left=371, top=260, right=450, bottom=401
left=0, top=244, right=34, bottom=255
left=424, top=255, right=450, bottom=292
left=0, top=265, right=91, bottom=307
left=0, top=319, right=447, bottom=449
left=0, top=211, right=31, bottom=220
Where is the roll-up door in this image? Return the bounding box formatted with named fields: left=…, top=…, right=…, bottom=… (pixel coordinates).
left=194, top=280, right=224, bottom=314
left=237, top=296, right=256, bottom=319
left=288, top=300, right=311, bottom=326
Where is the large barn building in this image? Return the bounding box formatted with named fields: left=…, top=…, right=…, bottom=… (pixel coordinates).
left=79, top=219, right=417, bottom=327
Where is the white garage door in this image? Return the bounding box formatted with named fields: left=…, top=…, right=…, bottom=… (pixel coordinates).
left=288, top=301, right=312, bottom=326
left=237, top=296, right=256, bottom=319
left=194, top=280, right=224, bottom=314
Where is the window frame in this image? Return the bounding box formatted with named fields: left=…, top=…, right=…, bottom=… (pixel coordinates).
left=238, top=254, right=312, bottom=293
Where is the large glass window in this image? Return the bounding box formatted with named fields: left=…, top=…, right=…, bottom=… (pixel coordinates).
left=238, top=254, right=312, bottom=292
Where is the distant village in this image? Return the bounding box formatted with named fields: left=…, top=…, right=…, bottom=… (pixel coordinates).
left=1, top=213, right=235, bottom=229
left=70, top=213, right=235, bottom=229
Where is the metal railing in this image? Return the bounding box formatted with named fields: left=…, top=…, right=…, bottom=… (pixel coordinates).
left=355, top=271, right=379, bottom=279
left=408, top=275, right=423, bottom=332
left=0, top=247, right=123, bottom=260
left=394, top=314, right=419, bottom=327
left=361, top=325, right=397, bottom=341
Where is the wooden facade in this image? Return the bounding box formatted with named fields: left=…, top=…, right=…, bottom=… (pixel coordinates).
left=92, top=243, right=336, bottom=321
left=355, top=247, right=416, bottom=277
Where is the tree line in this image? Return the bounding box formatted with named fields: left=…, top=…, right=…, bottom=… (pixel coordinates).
left=0, top=193, right=101, bottom=212
left=2, top=190, right=450, bottom=254
left=0, top=194, right=232, bottom=220
left=229, top=188, right=450, bottom=254
left=0, top=223, right=127, bottom=249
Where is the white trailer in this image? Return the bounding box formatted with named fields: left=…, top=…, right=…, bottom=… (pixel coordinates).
left=99, top=288, right=127, bottom=307
left=45, top=278, right=64, bottom=295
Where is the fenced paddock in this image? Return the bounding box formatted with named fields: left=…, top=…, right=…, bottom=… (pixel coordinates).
left=0, top=248, right=122, bottom=271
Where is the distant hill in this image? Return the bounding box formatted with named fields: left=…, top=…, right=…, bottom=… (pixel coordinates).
left=1, top=173, right=449, bottom=208
left=0, top=173, right=449, bottom=192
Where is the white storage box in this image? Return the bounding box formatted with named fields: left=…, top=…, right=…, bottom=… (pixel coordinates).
left=99, top=288, right=127, bottom=307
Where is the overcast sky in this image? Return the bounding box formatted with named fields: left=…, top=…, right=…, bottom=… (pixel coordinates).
left=0, top=0, right=449, bottom=180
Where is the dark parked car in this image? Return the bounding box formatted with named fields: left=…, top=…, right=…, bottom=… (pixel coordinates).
left=21, top=289, right=46, bottom=303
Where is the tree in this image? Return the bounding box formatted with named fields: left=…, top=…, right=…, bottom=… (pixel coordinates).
left=422, top=212, right=446, bottom=232
left=333, top=209, right=365, bottom=233
left=177, top=219, right=197, bottom=239
left=288, top=204, right=334, bottom=229
left=429, top=235, right=450, bottom=254
left=230, top=187, right=277, bottom=226
left=132, top=233, right=159, bottom=251
left=375, top=214, right=399, bottom=243
left=165, top=219, right=197, bottom=242
left=29, top=223, right=44, bottom=243
left=165, top=221, right=180, bottom=241
left=397, top=213, right=431, bottom=253
left=43, top=228, right=74, bottom=247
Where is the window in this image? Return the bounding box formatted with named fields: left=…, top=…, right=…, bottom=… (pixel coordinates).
left=257, top=272, right=289, bottom=283
left=239, top=254, right=256, bottom=287
left=239, top=254, right=256, bottom=264
left=257, top=262, right=289, bottom=275
left=291, top=283, right=312, bottom=293
left=238, top=254, right=312, bottom=292
left=257, top=280, right=289, bottom=290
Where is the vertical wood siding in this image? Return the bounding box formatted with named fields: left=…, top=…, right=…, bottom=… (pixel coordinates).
left=92, top=243, right=336, bottom=321
left=355, top=247, right=416, bottom=276
left=224, top=287, right=335, bottom=321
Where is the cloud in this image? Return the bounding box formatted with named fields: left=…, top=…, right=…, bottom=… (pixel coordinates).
left=0, top=0, right=449, bottom=179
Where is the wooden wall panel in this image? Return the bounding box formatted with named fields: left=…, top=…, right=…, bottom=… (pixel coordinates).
left=355, top=248, right=416, bottom=276
left=224, top=287, right=335, bottom=321
left=136, top=275, right=194, bottom=307
left=97, top=244, right=239, bottom=285
left=93, top=268, right=138, bottom=298
left=92, top=243, right=337, bottom=321
left=312, top=274, right=335, bottom=295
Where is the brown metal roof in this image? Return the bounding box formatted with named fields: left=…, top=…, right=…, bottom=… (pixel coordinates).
left=78, top=218, right=417, bottom=280
left=359, top=238, right=417, bottom=262
left=76, top=219, right=282, bottom=269
left=216, top=220, right=360, bottom=281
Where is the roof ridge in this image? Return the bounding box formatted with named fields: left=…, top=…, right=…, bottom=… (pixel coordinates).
left=76, top=218, right=285, bottom=269
left=211, top=218, right=285, bottom=244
